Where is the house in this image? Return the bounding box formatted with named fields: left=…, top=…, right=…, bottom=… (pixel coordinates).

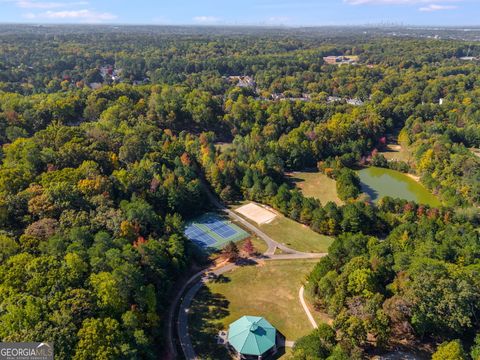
left=228, top=76, right=256, bottom=88
left=327, top=96, right=342, bottom=103
left=323, top=55, right=358, bottom=66
left=88, top=82, right=102, bottom=90
left=99, top=65, right=113, bottom=79
left=459, top=56, right=477, bottom=61
left=271, top=93, right=285, bottom=101
left=346, top=98, right=364, bottom=106
left=323, top=56, right=340, bottom=65
left=271, top=93, right=311, bottom=102
left=133, top=78, right=150, bottom=86
left=99, top=65, right=123, bottom=83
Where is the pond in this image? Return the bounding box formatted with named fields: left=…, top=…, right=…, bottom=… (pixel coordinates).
left=357, top=167, right=441, bottom=207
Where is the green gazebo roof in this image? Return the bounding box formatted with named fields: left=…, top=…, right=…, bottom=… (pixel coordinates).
left=227, top=316, right=276, bottom=356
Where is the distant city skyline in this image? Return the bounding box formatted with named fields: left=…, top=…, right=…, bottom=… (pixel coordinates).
left=0, top=0, right=478, bottom=26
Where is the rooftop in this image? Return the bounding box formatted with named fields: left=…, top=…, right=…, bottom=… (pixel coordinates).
left=227, top=316, right=276, bottom=356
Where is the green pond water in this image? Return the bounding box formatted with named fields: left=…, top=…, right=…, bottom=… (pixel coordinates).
left=357, top=167, right=441, bottom=207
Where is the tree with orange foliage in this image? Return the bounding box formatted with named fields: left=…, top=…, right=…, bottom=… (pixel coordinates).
left=242, top=238, right=255, bottom=256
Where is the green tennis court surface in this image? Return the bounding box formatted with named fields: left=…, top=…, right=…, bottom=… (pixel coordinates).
left=185, top=213, right=249, bottom=249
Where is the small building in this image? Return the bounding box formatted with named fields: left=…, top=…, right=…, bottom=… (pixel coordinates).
left=327, top=96, right=342, bottom=103
left=323, top=56, right=340, bottom=65
left=227, top=316, right=277, bottom=359
left=459, top=56, right=477, bottom=61
left=346, top=98, right=364, bottom=106
left=228, top=76, right=256, bottom=88
left=323, top=55, right=357, bottom=66
left=88, top=82, right=102, bottom=90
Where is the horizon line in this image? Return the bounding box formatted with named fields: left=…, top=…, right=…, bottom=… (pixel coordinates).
left=0, top=22, right=479, bottom=29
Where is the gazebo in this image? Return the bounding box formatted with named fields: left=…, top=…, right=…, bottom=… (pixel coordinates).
left=227, top=316, right=277, bottom=359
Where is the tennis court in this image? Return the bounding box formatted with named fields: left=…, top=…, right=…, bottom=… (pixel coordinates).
left=184, top=213, right=249, bottom=249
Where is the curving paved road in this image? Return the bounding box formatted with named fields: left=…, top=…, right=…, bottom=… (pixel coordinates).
left=177, top=263, right=237, bottom=360
left=165, top=270, right=204, bottom=359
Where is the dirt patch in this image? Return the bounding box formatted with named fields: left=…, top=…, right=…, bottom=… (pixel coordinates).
left=236, top=202, right=277, bottom=224
left=389, top=144, right=402, bottom=151
left=406, top=173, right=420, bottom=182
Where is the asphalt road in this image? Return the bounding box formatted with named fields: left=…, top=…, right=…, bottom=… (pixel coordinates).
left=177, top=263, right=236, bottom=360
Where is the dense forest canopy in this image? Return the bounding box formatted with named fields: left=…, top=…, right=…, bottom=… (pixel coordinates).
left=0, top=25, right=480, bottom=359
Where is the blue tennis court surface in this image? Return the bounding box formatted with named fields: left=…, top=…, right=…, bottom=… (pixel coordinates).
left=184, top=213, right=249, bottom=249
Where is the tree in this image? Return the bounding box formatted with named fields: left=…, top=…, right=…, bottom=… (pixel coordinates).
left=335, top=313, right=367, bottom=351
left=89, top=272, right=127, bottom=314
left=404, top=259, right=480, bottom=337
left=220, top=185, right=235, bottom=202
left=85, top=68, right=103, bottom=84
left=327, top=344, right=351, bottom=360
left=432, top=340, right=465, bottom=360
left=242, top=238, right=255, bottom=256
left=471, top=333, right=480, bottom=360
left=74, top=318, right=131, bottom=360
left=291, top=324, right=336, bottom=360
left=336, top=169, right=361, bottom=201
left=0, top=234, right=19, bottom=262
left=24, top=218, right=59, bottom=241
left=222, top=241, right=239, bottom=262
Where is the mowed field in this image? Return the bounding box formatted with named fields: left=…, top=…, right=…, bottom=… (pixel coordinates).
left=215, top=142, right=233, bottom=153
left=260, top=216, right=333, bottom=253
left=286, top=172, right=342, bottom=205
left=188, top=260, right=320, bottom=359
left=378, top=143, right=413, bottom=163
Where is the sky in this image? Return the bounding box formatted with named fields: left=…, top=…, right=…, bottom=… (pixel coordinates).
left=0, top=0, right=478, bottom=26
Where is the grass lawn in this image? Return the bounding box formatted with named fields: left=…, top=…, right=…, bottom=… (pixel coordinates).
left=188, top=260, right=321, bottom=359
left=215, top=142, right=233, bottom=153
left=286, top=171, right=342, bottom=205
left=259, top=215, right=333, bottom=253
left=379, top=142, right=413, bottom=164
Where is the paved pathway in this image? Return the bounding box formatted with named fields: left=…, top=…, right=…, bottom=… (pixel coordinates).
left=299, top=285, right=318, bottom=330
left=264, top=253, right=326, bottom=261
